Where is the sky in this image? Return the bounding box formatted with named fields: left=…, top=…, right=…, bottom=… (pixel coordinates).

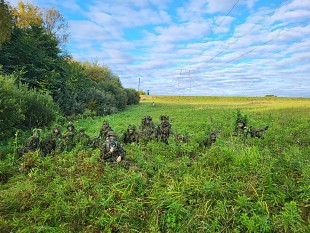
left=8, top=0, right=310, bottom=97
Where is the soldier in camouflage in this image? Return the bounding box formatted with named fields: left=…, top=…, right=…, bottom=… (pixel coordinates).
left=99, top=120, right=112, bottom=141
left=138, top=115, right=156, bottom=143
left=59, top=131, right=76, bottom=152
left=201, top=131, right=217, bottom=148
left=233, top=119, right=249, bottom=137
left=156, top=116, right=172, bottom=144
left=75, top=128, right=92, bottom=148
left=16, top=128, right=42, bottom=156
left=123, top=124, right=139, bottom=144
left=250, top=125, right=269, bottom=139
left=99, top=131, right=126, bottom=163
left=64, top=122, right=75, bottom=135
left=175, top=132, right=190, bottom=143
left=40, top=125, right=62, bottom=156
left=91, top=136, right=101, bottom=149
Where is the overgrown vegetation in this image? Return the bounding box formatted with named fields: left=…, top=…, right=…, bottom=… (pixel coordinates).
left=1, top=96, right=309, bottom=232
left=0, top=0, right=140, bottom=140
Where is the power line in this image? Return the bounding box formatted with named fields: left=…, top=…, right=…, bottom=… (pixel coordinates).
left=213, top=0, right=241, bottom=34
left=198, top=0, right=291, bottom=68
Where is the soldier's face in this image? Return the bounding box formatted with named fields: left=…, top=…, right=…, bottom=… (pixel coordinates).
left=237, top=122, right=244, bottom=128
left=129, top=129, right=134, bottom=134
left=54, top=129, right=59, bottom=134
left=211, top=134, right=217, bottom=141
left=80, top=131, right=84, bottom=136
left=68, top=126, right=73, bottom=131
left=109, top=135, right=116, bottom=141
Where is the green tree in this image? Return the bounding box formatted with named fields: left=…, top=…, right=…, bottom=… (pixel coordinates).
left=0, top=0, right=13, bottom=44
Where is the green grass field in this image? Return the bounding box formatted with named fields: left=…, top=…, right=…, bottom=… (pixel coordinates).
left=1, top=96, right=309, bottom=232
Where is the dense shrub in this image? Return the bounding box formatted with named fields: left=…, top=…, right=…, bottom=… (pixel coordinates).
left=126, top=88, right=140, bottom=105
left=0, top=75, right=59, bottom=140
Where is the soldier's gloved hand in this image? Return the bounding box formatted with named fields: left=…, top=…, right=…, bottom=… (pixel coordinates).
left=116, top=156, right=121, bottom=163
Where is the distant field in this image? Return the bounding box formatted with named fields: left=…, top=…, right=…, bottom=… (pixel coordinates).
left=1, top=96, right=309, bottom=232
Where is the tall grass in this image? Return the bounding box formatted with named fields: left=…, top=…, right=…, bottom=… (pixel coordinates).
left=1, top=96, right=309, bottom=232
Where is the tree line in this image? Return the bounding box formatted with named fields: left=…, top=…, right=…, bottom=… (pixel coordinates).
left=0, top=1, right=140, bottom=140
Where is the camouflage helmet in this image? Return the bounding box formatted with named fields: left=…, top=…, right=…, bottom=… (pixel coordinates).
left=32, top=128, right=41, bottom=137
left=79, top=128, right=85, bottom=132
left=145, top=115, right=152, bottom=121
left=128, top=124, right=136, bottom=130
left=102, top=120, right=109, bottom=125
left=52, top=125, right=60, bottom=131
left=236, top=119, right=246, bottom=124
left=160, top=115, right=169, bottom=121
left=67, top=122, right=75, bottom=129
left=107, top=131, right=117, bottom=137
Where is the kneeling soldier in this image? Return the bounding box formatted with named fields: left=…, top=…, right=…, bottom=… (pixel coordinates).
left=99, top=131, right=126, bottom=163
left=123, top=124, right=139, bottom=144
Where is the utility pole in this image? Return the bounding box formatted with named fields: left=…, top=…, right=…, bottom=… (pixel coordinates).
left=138, top=77, right=141, bottom=92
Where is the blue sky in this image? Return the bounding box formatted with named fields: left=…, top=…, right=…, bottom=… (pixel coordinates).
left=8, top=0, right=310, bottom=97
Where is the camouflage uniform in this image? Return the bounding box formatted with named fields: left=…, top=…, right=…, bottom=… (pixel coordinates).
left=233, top=119, right=249, bottom=137
left=75, top=128, right=91, bottom=148
left=201, top=131, right=217, bottom=148
left=99, top=120, right=112, bottom=141
left=40, top=125, right=62, bottom=155
left=17, top=129, right=41, bottom=156
left=123, top=124, right=139, bottom=144
left=250, top=126, right=269, bottom=139
left=99, top=131, right=126, bottom=163
left=64, top=122, right=76, bottom=135
left=175, top=133, right=190, bottom=143
left=59, top=131, right=75, bottom=152
left=138, top=115, right=156, bottom=143
left=91, top=136, right=101, bottom=149
left=156, top=116, right=172, bottom=144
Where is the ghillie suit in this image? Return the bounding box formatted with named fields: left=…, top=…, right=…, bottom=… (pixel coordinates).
left=16, top=128, right=41, bottom=156
left=233, top=109, right=249, bottom=137
left=250, top=126, right=269, bottom=139
left=138, top=115, right=156, bottom=143
left=99, top=131, right=126, bottom=163
left=156, top=116, right=172, bottom=144
left=64, top=122, right=75, bottom=135
left=200, top=131, right=217, bottom=148
left=123, top=124, right=139, bottom=144
left=75, top=128, right=92, bottom=148
left=175, top=133, right=190, bottom=143
left=58, top=131, right=76, bottom=152
left=40, top=125, right=62, bottom=156
left=99, top=120, right=112, bottom=141
left=91, top=136, right=101, bottom=149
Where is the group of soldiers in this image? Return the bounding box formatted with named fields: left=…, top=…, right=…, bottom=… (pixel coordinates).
left=16, top=112, right=269, bottom=163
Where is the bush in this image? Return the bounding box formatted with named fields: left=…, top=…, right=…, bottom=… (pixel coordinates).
left=125, top=88, right=140, bottom=105
left=0, top=75, right=59, bottom=140
left=0, top=75, right=26, bottom=140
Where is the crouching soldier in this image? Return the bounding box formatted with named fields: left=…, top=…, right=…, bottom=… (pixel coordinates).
left=250, top=126, right=269, bottom=139
left=75, top=128, right=92, bottom=148
left=138, top=115, right=156, bottom=143
left=123, top=124, right=139, bottom=144
left=58, top=131, right=75, bottom=152
left=200, top=131, right=217, bottom=148
left=40, top=125, right=62, bottom=156
left=91, top=136, right=101, bottom=149
left=99, top=131, right=126, bottom=163
left=17, top=128, right=41, bottom=156
left=233, top=119, right=249, bottom=137
left=156, top=116, right=172, bottom=144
